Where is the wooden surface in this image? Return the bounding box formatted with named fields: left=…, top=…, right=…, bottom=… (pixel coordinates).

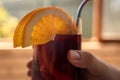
left=0, top=49, right=33, bottom=80
left=83, top=42, right=120, bottom=69
left=0, top=42, right=120, bottom=80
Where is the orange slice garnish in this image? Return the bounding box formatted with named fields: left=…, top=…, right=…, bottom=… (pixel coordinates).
left=13, top=9, right=38, bottom=47
left=13, top=6, right=77, bottom=48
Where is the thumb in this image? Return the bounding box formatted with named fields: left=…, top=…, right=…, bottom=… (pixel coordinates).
left=67, top=50, right=110, bottom=77
left=67, top=50, right=93, bottom=68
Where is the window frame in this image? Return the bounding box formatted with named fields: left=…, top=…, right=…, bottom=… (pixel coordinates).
left=93, top=0, right=120, bottom=42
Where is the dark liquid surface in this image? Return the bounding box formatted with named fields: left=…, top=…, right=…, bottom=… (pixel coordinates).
left=32, top=34, right=87, bottom=80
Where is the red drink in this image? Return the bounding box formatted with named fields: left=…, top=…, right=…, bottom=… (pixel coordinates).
left=32, top=34, right=87, bottom=80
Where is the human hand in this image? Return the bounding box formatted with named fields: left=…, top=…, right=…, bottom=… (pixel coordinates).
left=27, top=50, right=120, bottom=80
left=67, top=50, right=120, bottom=80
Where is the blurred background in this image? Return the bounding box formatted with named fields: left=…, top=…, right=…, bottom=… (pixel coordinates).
left=0, top=0, right=120, bottom=80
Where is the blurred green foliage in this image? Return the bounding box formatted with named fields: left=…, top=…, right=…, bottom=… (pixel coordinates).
left=0, top=6, right=18, bottom=38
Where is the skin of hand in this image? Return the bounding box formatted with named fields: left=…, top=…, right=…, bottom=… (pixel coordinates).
left=67, top=50, right=120, bottom=80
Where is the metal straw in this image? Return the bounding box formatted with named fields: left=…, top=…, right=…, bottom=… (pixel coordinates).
left=74, top=0, right=90, bottom=80
left=76, top=0, right=90, bottom=27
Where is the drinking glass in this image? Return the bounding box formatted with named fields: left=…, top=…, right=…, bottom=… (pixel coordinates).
left=31, top=0, right=89, bottom=80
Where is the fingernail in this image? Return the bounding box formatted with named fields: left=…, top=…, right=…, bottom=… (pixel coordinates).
left=69, top=50, right=81, bottom=60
